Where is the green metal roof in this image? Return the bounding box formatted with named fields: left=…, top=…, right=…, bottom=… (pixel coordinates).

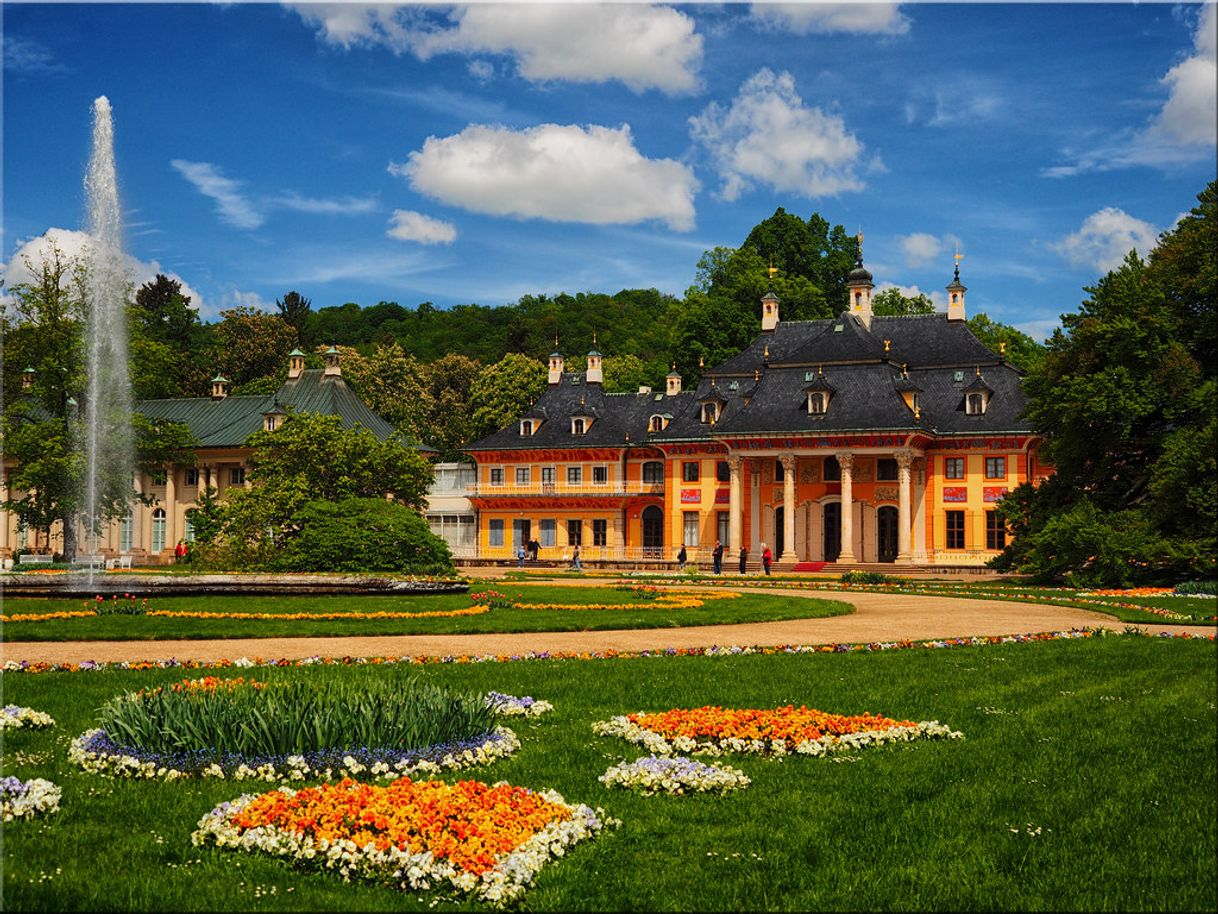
left=137, top=369, right=432, bottom=451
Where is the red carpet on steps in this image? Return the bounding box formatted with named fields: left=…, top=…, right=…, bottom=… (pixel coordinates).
left=791, top=562, right=826, bottom=572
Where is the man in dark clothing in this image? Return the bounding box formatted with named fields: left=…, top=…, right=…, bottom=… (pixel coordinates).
left=738, top=545, right=747, bottom=574
left=712, top=540, right=724, bottom=574
left=677, top=544, right=687, bottom=571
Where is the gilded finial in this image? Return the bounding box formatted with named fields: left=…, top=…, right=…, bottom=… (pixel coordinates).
left=698, top=354, right=704, bottom=369
left=754, top=368, right=760, bottom=382
left=902, top=362, right=909, bottom=378
left=767, top=259, right=779, bottom=281
left=883, top=339, right=891, bottom=353
left=975, top=366, right=981, bottom=377
left=763, top=344, right=770, bottom=360
left=954, top=241, right=964, bottom=267
left=818, top=364, right=823, bottom=377
left=914, top=403, right=921, bottom=420
left=999, top=341, right=1007, bottom=356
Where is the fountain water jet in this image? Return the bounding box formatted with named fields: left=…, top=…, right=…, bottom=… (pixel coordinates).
left=80, top=96, right=134, bottom=580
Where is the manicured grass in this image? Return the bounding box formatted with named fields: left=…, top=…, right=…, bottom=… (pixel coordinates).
left=604, top=573, right=1218, bottom=626
left=2, top=634, right=1214, bottom=911
left=0, top=585, right=851, bottom=642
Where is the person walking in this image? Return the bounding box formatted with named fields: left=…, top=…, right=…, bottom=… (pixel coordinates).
left=762, top=543, right=773, bottom=576
left=738, top=545, right=747, bottom=574
left=570, top=543, right=583, bottom=572
left=174, top=539, right=188, bottom=564
left=517, top=543, right=527, bottom=568
left=712, top=540, right=724, bottom=575
left=677, top=543, right=687, bottom=571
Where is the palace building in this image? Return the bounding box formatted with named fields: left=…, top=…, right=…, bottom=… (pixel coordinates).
left=464, top=256, right=1047, bottom=569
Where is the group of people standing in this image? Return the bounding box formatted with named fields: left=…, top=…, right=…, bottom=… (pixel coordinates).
left=679, top=540, right=772, bottom=575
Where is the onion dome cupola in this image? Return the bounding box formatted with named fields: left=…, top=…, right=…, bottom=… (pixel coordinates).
left=548, top=336, right=565, bottom=385
left=947, top=246, right=968, bottom=322
left=846, top=232, right=875, bottom=329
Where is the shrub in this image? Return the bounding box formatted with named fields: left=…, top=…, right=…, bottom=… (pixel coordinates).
left=1175, top=580, right=1217, bottom=596
left=95, top=676, right=496, bottom=762
left=270, top=497, right=453, bottom=574
left=840, top=571, right=896, bottom=584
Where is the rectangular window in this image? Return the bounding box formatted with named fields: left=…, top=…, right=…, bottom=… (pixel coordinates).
left=877, top=458, right=898, bottom=481
left=593, top=519, right=608, bottom=546
left=541, top=466, right=556, bottom=485
left=229, top=467, right=245, bottom=485
left=682, top=461, right=700, bottom=482
left=567, top=519, right=583, bottom=546
left=567, top=466, right=583, bottom=486
left=986, top=511, right=1007, bottom=550
left=985, top=457, right=1006, bottom=479
left=183, top=519, right=196, bottom=544
left=592, top=465, right=609, bottom=486
left=489, top=519, right=504, bottom=547
left=490, top=467, right=504, bottom=486
left=540, top=519, right=556, bottom=547
left=775, top=460, right=784, bottom=482
left=683, top=511, right=700, bottom=547
left=643, top=461, right=664, bottom=484
left=516, top=466, right=531, bottom=486
left=944, top=457, right=965, bottom=479
left=120, top=514, right=133, bottom=552
left=151, top=470, right=168, bottom=486
left=946, top=510, right=965, bottom=550
left=185, top=468, right=199, bottom=486
left=717, top=511, right=730, bottom=547
left=716, top=461, right=730, bottom=482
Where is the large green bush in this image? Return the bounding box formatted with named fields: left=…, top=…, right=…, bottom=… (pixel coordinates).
left=271, top=497, right=453, bottom=574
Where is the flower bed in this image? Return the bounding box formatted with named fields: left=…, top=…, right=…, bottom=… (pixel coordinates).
left=192, top=777, right=614, bottom=906
left=485, top=691, right=554, bottom=717
left=1, top=776, right=62, bottom=821
left=0, top=704, right=56, bottom=730
left=1, top=605, right=490, bottom=623
left=594, top=705, right=963, bottom=757
left=599, top=755, right=750, bottom=795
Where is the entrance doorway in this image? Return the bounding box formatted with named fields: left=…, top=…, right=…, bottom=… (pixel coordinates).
left=774, top=506, right=784, bottom=559
left=823, top=503, right=840, bottom=561
left=641, top=506, right=664, bottom=558
left=512, top=519, right=531, bottom=552
left=877, top=506, right=898, bottom=562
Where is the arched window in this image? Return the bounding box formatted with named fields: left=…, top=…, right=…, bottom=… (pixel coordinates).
left=966, top=392, right=986, bottom=415
left=519, top=420, right=534, bottom=436
left=649, top=415, right=666, bottom=432
left=642, top=461, right=664, bottom=484
left=701, top=403, right=718, bottom=424
left=808, top=392, right=827, bottom=415
left=571, top=418, right=586, bottom=435
left=152, top=509, right=167, bottom=554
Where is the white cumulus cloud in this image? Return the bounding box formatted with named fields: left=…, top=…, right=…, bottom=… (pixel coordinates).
left=293, top=3, right=703, bottom=94
left=273, top=191, right=378, bottom=215
left=1, top=227, right=208, bottom=313
left=750, top=3, right=910, bottom=36
left=898, top=233, right=943, bottom=267
left=689, top=68, right=867, bottom=200
left=1051, top=207, right=1160, bottom=273
left=387, top=210, right=458, bottom=245
left=390, top=123, right=698, bottom=231
left=171, top=159, right=264, bottom=229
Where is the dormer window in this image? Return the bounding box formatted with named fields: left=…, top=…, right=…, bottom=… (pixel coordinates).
left=649, top=414, right=670, bottom=432
left=701, top=402, right=719, bottom=424
left=520, top=419, right=536, bottom=436
left=966, top=392, right=986, bottom=415
left=572, top=417, right=586, bottom=435
left=808, top=391, right=829, bottom=415
left=964, top=370, right=993, bottom=415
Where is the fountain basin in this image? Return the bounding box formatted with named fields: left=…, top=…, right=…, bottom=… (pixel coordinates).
left=0, top=572, right=468, bottom=598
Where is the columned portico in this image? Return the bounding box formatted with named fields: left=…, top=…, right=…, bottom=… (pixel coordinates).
left=896, top=449, right=914, bottom=561
left=780, top=454, right=796, bottom=560
left=837, top=451, right=856, bottom=562
left=728, top=455, right=743, bottom=551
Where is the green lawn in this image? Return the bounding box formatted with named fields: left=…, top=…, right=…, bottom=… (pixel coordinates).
left=0, top=585, right=850, bottom=641
left=2, top=633, right=1214, bottom=911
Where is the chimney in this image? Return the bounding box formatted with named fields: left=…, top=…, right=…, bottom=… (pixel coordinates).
left=586, top=346, right=603, bottom=385
left=548, top=346, right=564, bottom=385
left=323, top=345, right=341, bottom=378
left=666, top=365, right=682, bottom=396
left=210, top=374, right=230, bottom=400
left=287, top=348, right=306, bottom=380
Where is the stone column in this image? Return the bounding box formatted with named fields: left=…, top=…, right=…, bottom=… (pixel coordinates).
left=164, top=465, right=177, bottom=550
left=896, top=449, right=914, bottom=562
left=838, top=452, right=856, bottom=562
left=781, top=455, right=796, bottom=560
left=728, top=456, right=743, bottom=550
left=912, top=456, right=928, bottom=561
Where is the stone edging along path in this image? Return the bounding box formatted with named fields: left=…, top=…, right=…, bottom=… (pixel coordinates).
left=4, top=579, right=1213, bottom=667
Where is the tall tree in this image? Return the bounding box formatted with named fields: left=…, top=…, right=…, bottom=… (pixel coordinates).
left=212, top=306, right=297, bottom=386
left=871, top=287, right=935, bottom=316
left=469, top=353, right=547, bottom=443
left=275, top=290, right=312, bottom=345
left=131, top=274, right=208, bottom=398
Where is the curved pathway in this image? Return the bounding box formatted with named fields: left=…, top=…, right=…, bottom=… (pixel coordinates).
left=4, top=580, right=1212, bottom=666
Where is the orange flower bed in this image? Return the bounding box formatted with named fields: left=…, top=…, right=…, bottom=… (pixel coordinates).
left=234, top=777, right=570, bottom=873
left=629, top=705, right=915, bottom=745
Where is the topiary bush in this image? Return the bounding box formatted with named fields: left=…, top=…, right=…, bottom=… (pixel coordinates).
left=270, top=497, right=453, bottom=574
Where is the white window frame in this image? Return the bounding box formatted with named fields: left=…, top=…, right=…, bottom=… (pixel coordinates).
left=682, top=510, right=701, bottom=547
left=516, top=466, right=531, bottom=486
left=151, top=508, right=167, bottom=553
left=490, top=467, right=505, bottom=487
left=567, top=465, right=583, bottom=486
left=592, top=465, right=609, bottom=486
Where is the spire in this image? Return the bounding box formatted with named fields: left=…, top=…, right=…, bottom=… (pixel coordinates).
left=947, top=243, right=967, bottom=321
left=846, top=229, right=875, bottom=330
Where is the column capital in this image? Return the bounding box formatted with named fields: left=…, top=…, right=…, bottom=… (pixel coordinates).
left=780, top=453, right=797, bottom=471
left=837, top=451, right=855, bottom=472
left=727, top=455, right=744, bottom=473
left=895, top=448, right=916, bottom=470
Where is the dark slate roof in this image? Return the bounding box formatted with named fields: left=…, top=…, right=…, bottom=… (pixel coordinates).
left=137, top=369, right=416, bottom=449
left=465, top=308, right=1034, bottom=452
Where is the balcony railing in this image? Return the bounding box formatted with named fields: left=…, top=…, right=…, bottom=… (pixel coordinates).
left=472, top=481, right=666, bottom=498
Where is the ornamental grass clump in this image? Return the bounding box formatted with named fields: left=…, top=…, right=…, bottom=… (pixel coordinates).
left=82, top=676, right=504, bottom=778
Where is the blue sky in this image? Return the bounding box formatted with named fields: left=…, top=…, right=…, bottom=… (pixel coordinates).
left=3, top=2, right=1215, bottom=343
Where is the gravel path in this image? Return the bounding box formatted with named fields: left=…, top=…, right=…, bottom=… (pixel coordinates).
left=4, top=580, right=1212, bottom=665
